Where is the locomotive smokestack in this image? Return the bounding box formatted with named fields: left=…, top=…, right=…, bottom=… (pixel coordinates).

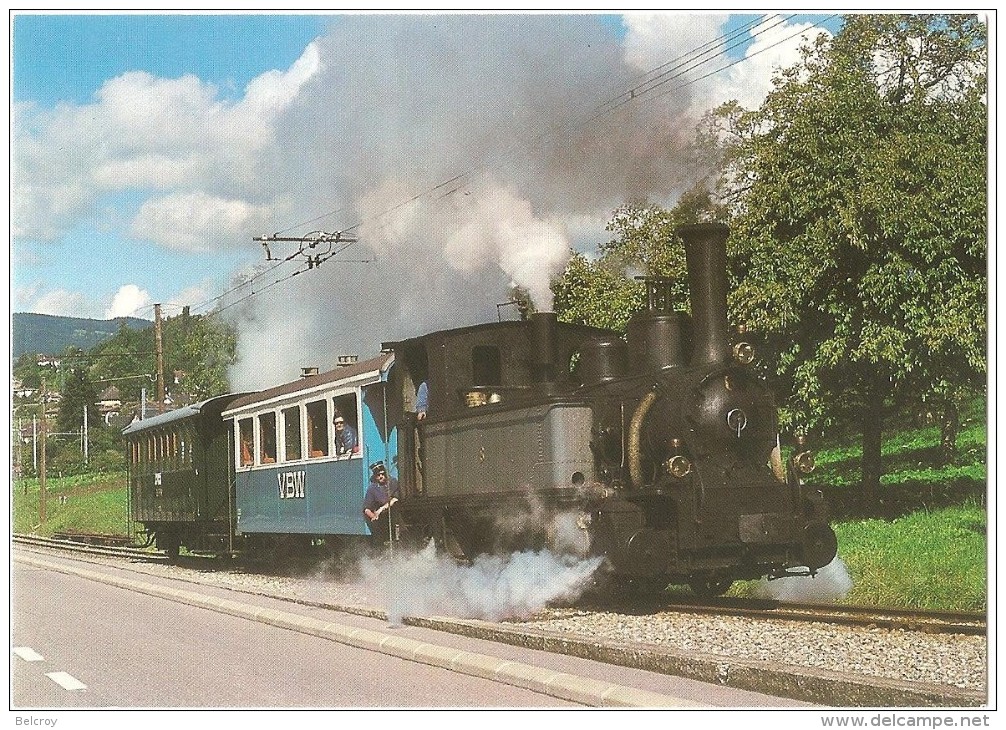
left=679, top=223, right=730, bottom=367
left=530, top=311, right=558, bottom=383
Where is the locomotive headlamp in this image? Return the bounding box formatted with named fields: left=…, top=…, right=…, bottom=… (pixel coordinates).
left=732, top=341, right=755, bottom=365
left=791, top=434, right=815, bottom=474
left=793, top=450, right=816, bottom=474
left=666, top=455, right=692, bottom=478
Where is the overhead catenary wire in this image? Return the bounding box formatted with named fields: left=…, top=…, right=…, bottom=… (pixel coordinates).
left=180, top=15, right=835, bottom=320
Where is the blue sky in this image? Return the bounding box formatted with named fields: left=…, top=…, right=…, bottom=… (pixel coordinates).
left=11, top=12, right=842, bottom=384
left=13, top=14, right=329, bottom=106
left=13, top=13, right=330, bottom=321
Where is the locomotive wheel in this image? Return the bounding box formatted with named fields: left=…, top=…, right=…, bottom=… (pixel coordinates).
left=688, top=576, right=733, bottom=597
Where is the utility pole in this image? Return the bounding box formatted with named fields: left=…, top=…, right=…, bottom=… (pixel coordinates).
left=83, top=404, right=89, bottom=465
left=154, top=303, right=165, bottom=414
left=39, top=383, right=47, bottom=525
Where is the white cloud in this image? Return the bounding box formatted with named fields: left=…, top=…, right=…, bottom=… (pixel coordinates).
left=29, top=288, right=99, bottom=318
left=12, top=42, right=322, bottom=246
left=622, top=12, right=730, bottom=72
left=130, top=192, right=274, bottom=252
left=105, top=284, right=152, bottom=319
left=719, top=18, right=827, bottom=111
left=621, top=14, right=831, bottom=118
left=242, top=40, right=322, bottom=114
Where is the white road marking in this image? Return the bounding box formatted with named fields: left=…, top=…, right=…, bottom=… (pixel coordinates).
left=45, top=672, right=87, bottom=691
left=13, top=647, right=44, bottom=662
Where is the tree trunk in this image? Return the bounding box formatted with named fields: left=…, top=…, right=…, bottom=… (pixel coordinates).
left=861, top=374, right=885, bottom=508
left=938, top=397, right=960, bottom=466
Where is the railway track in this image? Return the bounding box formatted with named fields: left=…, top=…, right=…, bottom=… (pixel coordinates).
left=13, top=533, right=169, bottom=563
left=562, top=595, right=986, bottom=636
left=13, top=532, right=985, bottom=636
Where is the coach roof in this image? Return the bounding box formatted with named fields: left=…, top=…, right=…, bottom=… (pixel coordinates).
left=223, top=352, right=394, bottom=416
left=122, top=393, right=250, bottom=436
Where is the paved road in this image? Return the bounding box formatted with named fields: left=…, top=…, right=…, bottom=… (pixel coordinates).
left=11, top=550, right=813, bottom=709
left=12, top=560, right=577, bottom=707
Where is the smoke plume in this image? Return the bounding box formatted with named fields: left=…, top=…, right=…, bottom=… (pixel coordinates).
left=224, top=14, right=717, bottom=389
left=750, top=556, right=853, bottom=603
left=362, top=540, right=604, bottom=625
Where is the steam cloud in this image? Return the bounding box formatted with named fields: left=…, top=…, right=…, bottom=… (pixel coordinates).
left=361, top=493, right=603, bottom=624
left=750, top=556, right=853, bottom=603
left=362, top=540, right=604, bottom=625
left=224, top=14, right=719, bottom=389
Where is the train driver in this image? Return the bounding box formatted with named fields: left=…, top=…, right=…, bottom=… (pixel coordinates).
left=416, top=380, right=429, bottom=420
left=364, top=462, right=399, bottom=543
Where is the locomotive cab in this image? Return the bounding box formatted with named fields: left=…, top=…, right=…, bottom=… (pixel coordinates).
left=385, top=317, right=618, bottom=557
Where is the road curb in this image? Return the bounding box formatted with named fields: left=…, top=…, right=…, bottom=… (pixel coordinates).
left=403, top=617, right=986, bottom=708
left=15, top=554, right=701, bottom=708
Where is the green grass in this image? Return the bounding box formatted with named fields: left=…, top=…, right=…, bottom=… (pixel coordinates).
left=12, top=471, right=131, bottom=537
left=830, top=501, right=986, bottom=611
left=812, top=405, right=987, bottom=489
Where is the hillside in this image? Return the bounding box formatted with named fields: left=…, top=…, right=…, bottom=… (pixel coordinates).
left=12, top=312, right=151, bottom=359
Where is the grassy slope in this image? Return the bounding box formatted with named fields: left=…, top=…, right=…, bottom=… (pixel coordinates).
left=12, top=472, right=131, bottom=537
left=832, top=501, right=986, bottom=610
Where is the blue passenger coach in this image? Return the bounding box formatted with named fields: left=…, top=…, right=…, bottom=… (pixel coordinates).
left=222, top=353, right=397, bottom=542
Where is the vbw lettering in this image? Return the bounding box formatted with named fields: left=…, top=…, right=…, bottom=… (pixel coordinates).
left=278, top=470, right=306, bottom=499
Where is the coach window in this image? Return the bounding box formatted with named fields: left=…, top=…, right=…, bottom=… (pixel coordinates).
left=307, top=400, right=329, bottom=458
left=283, top=406, right=302, bottom=462
left=238, top=418, right=254, bottom=467
left=259, top=412, right=277, bottom=464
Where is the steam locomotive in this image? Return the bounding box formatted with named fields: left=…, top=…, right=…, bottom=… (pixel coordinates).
left=124, top=223, right=837, bottom=595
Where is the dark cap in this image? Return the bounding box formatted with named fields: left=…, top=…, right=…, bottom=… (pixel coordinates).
left=370, top=461, right=386, bottom=475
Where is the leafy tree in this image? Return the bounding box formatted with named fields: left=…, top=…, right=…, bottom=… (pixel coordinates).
left=57, top=366, right=101, bottom=434
left=169, top=313, right=237, bottom=399
left=13, top=352, right=43, bottom=390
left=86, top=310, right=237, bottom=404
left=552, top=186, right=726, bottom=331
left=712, top=14, right=986, bottom=499
left=552, top=248, right=644, bottom=331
